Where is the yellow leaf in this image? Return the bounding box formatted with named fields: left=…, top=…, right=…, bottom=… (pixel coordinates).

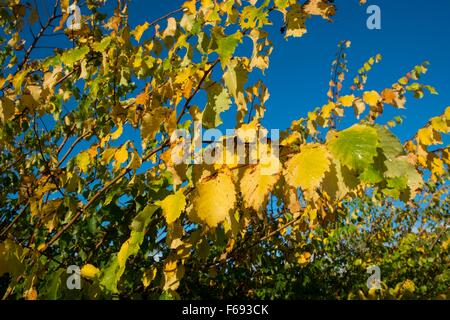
left=308, top=207, right=318, bottom=223
left=445, top=106, right=450, bottom=119
left=240, top=164, right=279, bottom=212
left=118, top=240, right=130, bottom=268
left=163, top=17, right=177, bottom=38
left=284, top=144, right=331, bottom=192
left=191, top=170, right=237, bottom=228
left=321, top=101, right=335, bottom=119
left=102, top=148, right=116, bottom=164
left=114, top=144, right=129, bottom=166
left=128, top=150, right=142, bottom=170
left=159, top=189, right=187, bottom=225
left=162, top=257, right=184, bottom=291
left=61, top=0, right=69, bottom=11
left=417, top=127, right=435, bottom=145
left=0, top=240, right=27, bottom=278
left=442, top=239, right=449, bottom=251
left=13, top=69, right=28, bottom=93
left=81, top=264, right=100, bottom=279
left=110, top=124, right=123, bottom=140
left=431, top=116, right=449, bottom=134
left=132, top=22, right=149, bottom=42
left=363, top=90, right=381, bottom=107
left=24, top=287, right=38, bottom=300
left=182, top=0, right=197, bottom=14
left=136, top=92, right=149, bottom=105
left=381, top=88, right=396, bottom=104
left=141, top=107, right=170, bottom=146
left=76, top=151, right=90, bottom=173
left=400, top=279, right=416, bottom=294
left=339, top=95, right=355, bottom=107
left=0, top=97, right=15, bottom=123
left=387, top=120, right=396, bottom=127
left=304, top=0, right=335, bottom=20
left=297, top=252, right=311, bottom=266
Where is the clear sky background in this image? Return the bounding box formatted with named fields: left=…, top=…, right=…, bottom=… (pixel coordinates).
left=25, top=0, right=450, bottom=157
left=126, top=0, right=450, bottom=144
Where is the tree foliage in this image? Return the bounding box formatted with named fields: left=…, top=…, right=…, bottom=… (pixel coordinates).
left=0, top=0, right=449, bottom=300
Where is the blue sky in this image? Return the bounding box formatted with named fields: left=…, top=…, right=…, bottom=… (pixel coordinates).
left=127, top=0, right=450, bottom=143
left=27, top=0, right=450, bottom=159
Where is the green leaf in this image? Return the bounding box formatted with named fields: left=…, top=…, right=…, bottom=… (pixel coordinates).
left=376, top=125, right=404, bottom=160
left=285, top=4, right=307, bottom=38
left=213, top=30, right=242, bottom=68
left=76, top=151, right=90, bottom=173
left=92, top=37, right=112, bottom=52
left=99, top=258, right=120, bottom=294
left=61, top=46, right=89, bottom=67
left=359, top=125, right=404, bottom=185
left=274, top=0, right=290, bottom=11
left=327, top=124, right=379, bottom=171
left=384, top=176, right=408, bottom=199
left=284, top=144, right=331, bottom=192
left=223, top=59, right=248, bottom=110
left=359, top=165, right=384, bottom=184
left=42, top=268, right=64, bottom=300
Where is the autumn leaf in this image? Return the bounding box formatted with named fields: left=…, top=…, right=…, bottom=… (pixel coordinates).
left=327, top=124, right=379, bottom=171
left=385, top=156, right=423, bottom=199
left=100, top=205, right=158, bottom=293
left=114, top=143, right=129, bottom=167
left=297, top=252, right=311, bottom=266
left=191, top=170, right=237, bottom=228
left=162, top=255, right=184, bottom=291
left=1, top=0, right=448, bottom=301
left=0, top=97, right=15, bottom=123
left=284, top=144, right=331, bottom=192
left=213, top=30, right=242, bottom=68
left=92, top=37, right=111, bottom=52
left=158, top=189, right=187, bottom=225
left=182, top=0, right=197, bottom=14
left=142, top=267, right=157, bottom=288
left=202, top=83, right=232, bottom=128
left=0, top=240, right=27, bottom=278
left=61, top=46, right=89, bottom=67
left=163, top=17, right=177, bottom=38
